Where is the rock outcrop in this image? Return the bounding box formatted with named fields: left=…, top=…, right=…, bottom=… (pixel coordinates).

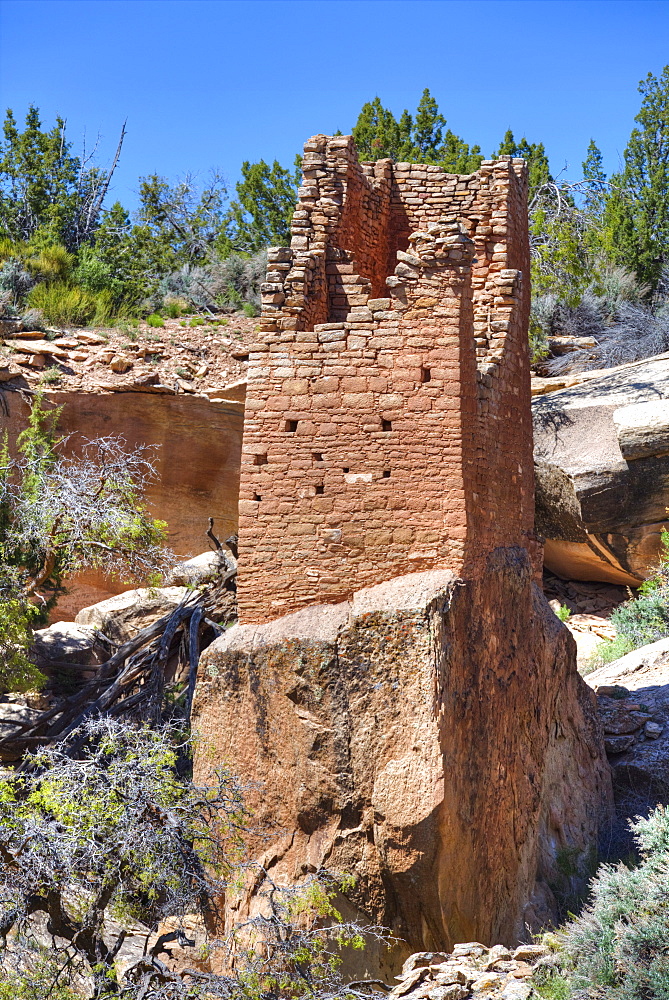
left=533, top=353, right=669, bottom=585
left=1, top=387, right=243, bottom=619
left=194, top=557, right=611, bottom=955
left=75, top=586, right=189, bottom=645
left=167, top=548, right=236, bottom=587
left=587, top=639, right=669, bottom=854
left=30, top=621, right=109, bottom=679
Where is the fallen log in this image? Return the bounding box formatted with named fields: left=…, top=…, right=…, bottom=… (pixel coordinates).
left=0, top=571, right=236, bottom=761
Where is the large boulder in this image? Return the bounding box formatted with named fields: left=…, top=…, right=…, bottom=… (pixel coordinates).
left=75, top=586, right=188, bottom=645
left=533, top=353, right=669, bottom=585
left=30, top=621, right=108, bottom=678
left=167, top=549, right=236, bottom=587
left=193, top=552, right=612, bottom=960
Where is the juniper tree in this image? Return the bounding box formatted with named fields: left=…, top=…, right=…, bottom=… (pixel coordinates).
left=0, top=106, right=125, bottom=252
left=138, top=171, right=229, bottom=266
left=0, top=720, right=390, bottom=999
left=493, top=129, right=551, bottom=196
left=351, top=89, right=482, bottom=173
left=223, top=158, right=301, bottom=254
left=605, top=65, right=669, bottom=293
left=0, top=394, right=171, bottom=691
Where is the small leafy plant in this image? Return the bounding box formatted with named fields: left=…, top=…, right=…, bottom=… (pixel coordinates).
left=145, top=312, right=165, bottom=328
left=37, top=365, right=62, bottom=385
left=590, top=530, right=669, bottom=668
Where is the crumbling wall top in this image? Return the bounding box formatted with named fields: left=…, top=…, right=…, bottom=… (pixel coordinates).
left=236, top=136, right=532, bottom=623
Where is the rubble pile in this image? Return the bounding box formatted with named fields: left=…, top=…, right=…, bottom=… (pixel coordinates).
left=0, top=314, right=255, bottom=397
left=388, top=944, right=551, bottom=1000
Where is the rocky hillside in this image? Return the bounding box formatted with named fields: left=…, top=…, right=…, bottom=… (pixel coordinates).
left=0, top=311, right=257, bottom=396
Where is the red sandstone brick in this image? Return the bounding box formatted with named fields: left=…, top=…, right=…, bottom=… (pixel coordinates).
left=235, top=136, right=532, bottom=623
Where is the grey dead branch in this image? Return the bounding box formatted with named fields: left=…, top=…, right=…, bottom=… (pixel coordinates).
left=0, top=552, right=237, bottom=762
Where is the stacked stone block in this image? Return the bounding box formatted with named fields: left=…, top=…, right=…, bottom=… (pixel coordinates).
left=238, top=135, right=532, bottom=623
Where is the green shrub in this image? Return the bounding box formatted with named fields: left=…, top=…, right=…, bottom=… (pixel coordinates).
left=243, top=301, right=258, bottom=317
left=556, top=604, right=571, bottom=622
left=0, top=960, right=79, bottom=1000
left=26, top=281, right=112, bottom=327
left=26, top=243, right=75, bottom=282
left=587, top=634, right=635, bottom=673
left=146, top=313, right=165, bottom=328
left=112, top=316, right=139, bottom=333
left=588, top=533, right=669, bottom=668
left=38, top=366, right=62, bottom=385
left=163, top=296, right=187, bottom=318
left=0, top=598, right=45, bottom=693
left=610, top=589, right=669, bottom=647
left=533, top=970, right=571, bottom=1000
left=589, top=591, right=669, bottom=671
left=555, top=805, right=669, bottom=999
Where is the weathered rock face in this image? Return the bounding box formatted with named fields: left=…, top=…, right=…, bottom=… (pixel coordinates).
left=533, top=353, right=669, bottom=585
left=587, top=639, right=669, bottom=855
left=75, top=586, right=188, bottom=645
left=193, top=553, right=612, bottom=957
left=0, top=387, right=243, bottom=618
left=30, top=621, right=108, bottom=678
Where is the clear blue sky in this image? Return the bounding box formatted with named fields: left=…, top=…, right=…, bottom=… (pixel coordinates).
left=0, top=0, right=667, bottom=211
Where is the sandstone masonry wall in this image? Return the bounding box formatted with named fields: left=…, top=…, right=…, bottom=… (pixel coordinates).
left=238, top=136, right=532, bottom=623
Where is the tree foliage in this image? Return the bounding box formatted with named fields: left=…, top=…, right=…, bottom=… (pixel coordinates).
left=0, top=720, right=390, bottom=999
left=352, top=89, right=483, bottom=172
left=224, top=157, right=301, bottom=254
left=73, top=201, right=160, bottom=311
left=138, top=171, right=229, bottom=266
left=0, top=105, right=124, bottom=251
left=493, top=129, right=552, bottom=196
left=605, top=66, right=669, bottom=291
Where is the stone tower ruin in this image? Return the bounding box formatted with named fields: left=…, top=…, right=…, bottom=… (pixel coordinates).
left=194, top=138, right=611, bottom=959
left=237, top=135, right=534, bottom=623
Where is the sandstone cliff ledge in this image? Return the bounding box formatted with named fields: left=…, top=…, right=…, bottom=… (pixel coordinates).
left=2, top=386, right=243, bottom=618
left=193, top=552, right=611, bottom=958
